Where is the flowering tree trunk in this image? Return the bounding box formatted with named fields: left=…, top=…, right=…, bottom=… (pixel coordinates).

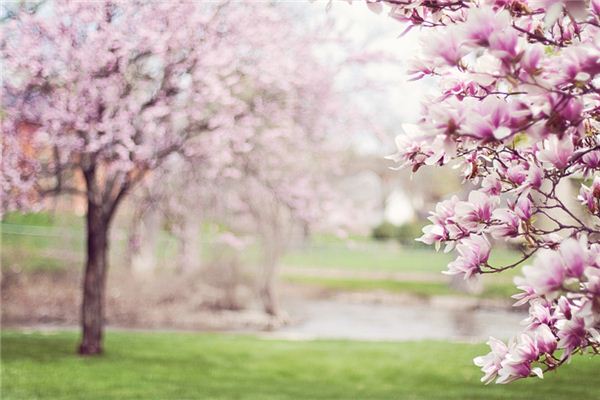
left=78, top=165, right=126, bottom=355
left=128, top=207, right=161, bottom=275
left=260, top=243, right=280, bottom=317
left=79, top=198, right=110, bottom=355
left=175, top=217, right=201, bottom=274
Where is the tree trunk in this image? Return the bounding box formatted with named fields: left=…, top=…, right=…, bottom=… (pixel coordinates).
left=260, top=243, right=280, bottom=317
left=78, top=201, right=109, bottom=355
left=176, top=218, right=200, bottom=273
left=260, top=278, right=279, bottom=316
left=129, top=206, right=160, bottom=275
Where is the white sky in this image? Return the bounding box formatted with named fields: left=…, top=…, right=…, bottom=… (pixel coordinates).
left=299, top=0, right=431, bottom=154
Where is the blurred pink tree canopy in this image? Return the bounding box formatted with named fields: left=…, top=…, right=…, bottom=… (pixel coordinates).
left=1, top=0, right=356, bottom=355
left=374, top=0, right=600, bottom=384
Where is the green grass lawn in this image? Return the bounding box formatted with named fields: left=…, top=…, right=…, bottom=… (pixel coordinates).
left=1, top=331, right=598, bottom=400
left=282, top=242, right=521, bottom=274
left=285, top=276, right=518, bottom=299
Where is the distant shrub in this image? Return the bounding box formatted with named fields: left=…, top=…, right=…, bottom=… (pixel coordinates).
left=372, top=221, right=398, bottom=241
left=372, top=220, right=428, bottom=244
left=396, top=221, right=427, bottom=245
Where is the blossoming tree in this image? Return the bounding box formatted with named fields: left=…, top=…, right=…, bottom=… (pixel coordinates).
left=366, top=0, right=600, bottom=384
left=1, top=0, right=331, bottom=355
left=125, top=18, right=359, bottom=316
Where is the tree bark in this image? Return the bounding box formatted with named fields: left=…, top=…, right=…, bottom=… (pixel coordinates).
left=78, top=200, right=109, bottom=355
left=129, top=206, right=160, bottom=275
left=260, top=278, right=279, bottom=316
left=176, top=217, right=200, bottom=274
left=260, top=243, right=280, bottom=317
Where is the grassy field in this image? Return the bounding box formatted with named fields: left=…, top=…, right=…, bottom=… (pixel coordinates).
left=2, top=330, right=598, bottom=400
left=282, top=242, right=521, bottom=274
left=285, top=276, right=517, bottom=299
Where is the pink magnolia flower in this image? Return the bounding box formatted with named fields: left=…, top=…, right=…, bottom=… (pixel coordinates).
left=496, top=334, right=543, bottom=384
left=584, top=267, right=600, bottom=295
left=537, top=136, right=574, bottom=169
left=512, top=284, right=536, bottom=307
left=556, top=316, right=586, bottom=358
left=464, top=7, right=511, bottom=47
left=516, top=249, right=565, bottom=295
left=581, top=150, right=600, bottom=171
left=444, top=234, right=491, bottom=279
left=474, top=337, right=509, bottom=384
left=418, top=224, right=447, bottom=246
left=557, top=296, right=573, bottom=320
left=462, top=97, right=529, bottom=142
left=520, top=44, right=544, bottom=76
left=524, top=299, right=555, bottom=328
left=481, top=173, right=502, bottom=196
left=455, top=191, right=498, bottom=230
left=533, top=324, right=558, bottom=355
left=425, top=97, right=467, bottom=137
left=525, top=163, right=544, bottom=190
left=429, top=196, right=461, bottom=224
left=490, top=208, right=520, bottom=239
left=423, top=27, right=467, bottom=66
left=558, top=237, right=587, bottom=278
left=388, top=134, right=432, bottom=172
left=578, top=176, right=600, bottom=214
left=439, top=78, right=481, bottom=101
left=547, top=42, right=600, bottom=86
left=417, top=196, right=462, bottom=247
left=489, top=29, right=519, bottom=61
left=506, top=164, right=528, bottom=186
left=513, top=196, right=533, bottom=221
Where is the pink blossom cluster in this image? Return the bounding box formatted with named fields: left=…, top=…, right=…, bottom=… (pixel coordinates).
left=476, top=237, right=600, bottom=383
left=0, top=1, right=343, bottom=222
left=372, top=0, right=600, bottom=382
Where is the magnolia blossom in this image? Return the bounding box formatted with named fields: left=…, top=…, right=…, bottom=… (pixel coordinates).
left=417, top=195, right=462, bottom=248
left=559, top=237, right=587, bottom=278
left=513, top=196, right=533, bottom=221
left=537, top=137, right=575, bottom=169
left=454, top=191, right=498, bottom=230
left=496, top=334, right=544, bottom=384
left=375, top=0, right=600, bottom=383
left=533, top=324, right=557, bottom=355
left=490, top=208, right=520, bottom=239
left=578, top=176, right=600, bottom=214
left=516, top=250, right=565, bottom=296
left=474, top=337, right=508, bottom=384
left=481, top=173, right=502, bottom=195
left=556, top=317, right=587, bottom=357
left=444, top=235, right=491, bottom=279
